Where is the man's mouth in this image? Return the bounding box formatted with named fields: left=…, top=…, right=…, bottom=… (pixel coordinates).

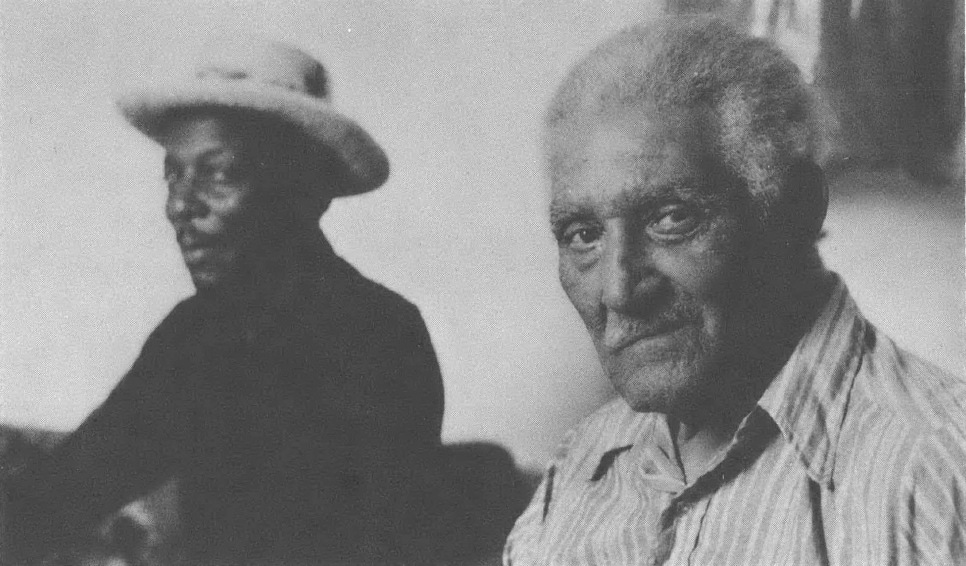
left=181, top=246, right=215, bottom=264
left=178, top=231, right=216, bottom=248
left=177, top=232, right=221, bottom=263
left=602, top=313, right=692, bottom=352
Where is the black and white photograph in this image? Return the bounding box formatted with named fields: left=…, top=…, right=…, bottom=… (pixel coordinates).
left=1, top=1, right=963, bottom=564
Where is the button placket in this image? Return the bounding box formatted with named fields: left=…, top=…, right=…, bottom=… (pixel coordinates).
left=650, top=497, right=684, bottom=565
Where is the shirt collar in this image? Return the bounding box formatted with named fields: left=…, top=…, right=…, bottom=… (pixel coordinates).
left=582, top=402, right=658, bottom=482
left=756, top=274, right=866, bottom=488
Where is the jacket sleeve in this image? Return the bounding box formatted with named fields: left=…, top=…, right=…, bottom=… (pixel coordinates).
left=3, top=302, right=194, bottom=560
left=350, top=301, right=445, bottom=561
left=389, top=305, right=444, bottom=447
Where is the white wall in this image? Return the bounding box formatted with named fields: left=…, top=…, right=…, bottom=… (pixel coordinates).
left=1, top=0, right=962, bottom=469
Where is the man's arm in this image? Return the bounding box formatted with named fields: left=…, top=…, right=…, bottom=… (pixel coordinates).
left=3, top=303, right=194, bottom=561
left=388, top=307, right=444, bottom=446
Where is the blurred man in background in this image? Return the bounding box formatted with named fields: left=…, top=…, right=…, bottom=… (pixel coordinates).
left=4, top=38, right=445, bottom=565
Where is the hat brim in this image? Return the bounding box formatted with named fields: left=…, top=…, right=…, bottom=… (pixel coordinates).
left=116, top=80, right=389, bottom=196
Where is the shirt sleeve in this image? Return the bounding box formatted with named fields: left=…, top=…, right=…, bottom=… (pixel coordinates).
left=4, top=302, right=194, bottom=560
left=891, top=423, right=966, bottom=565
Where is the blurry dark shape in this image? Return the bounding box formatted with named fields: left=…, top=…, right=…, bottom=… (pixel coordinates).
left=105, top=515, right=146, bottom=563
left=97, top=479, right=181, bottom=566
left=0, top=426, right=67, bottom=465
left=1, top=426, right=540, bottom=565
left=424, top=443, right=538, bottom=564
left=0, top=426, right=179, bottom=566
left=0, top=38, right=447, bottom=565
left=669, top=0, right=965, bottom=186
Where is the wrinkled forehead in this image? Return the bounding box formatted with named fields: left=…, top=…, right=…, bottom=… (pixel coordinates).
left=547, top=107, right=723, bottom=216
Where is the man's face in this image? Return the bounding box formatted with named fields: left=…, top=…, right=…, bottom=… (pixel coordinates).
left=552, top=108, right=763, bottom=415
left=160, top=113, right=271, bottom=292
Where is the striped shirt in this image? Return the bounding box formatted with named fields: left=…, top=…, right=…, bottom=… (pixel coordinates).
left=504, top=278, right=966, bottom=565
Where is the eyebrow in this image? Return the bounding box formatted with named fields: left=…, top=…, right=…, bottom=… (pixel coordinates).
left=549, top=200, right=594, bottom=236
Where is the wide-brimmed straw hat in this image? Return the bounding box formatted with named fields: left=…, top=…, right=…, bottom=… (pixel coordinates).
left=116, top=37, right=389, bottom=196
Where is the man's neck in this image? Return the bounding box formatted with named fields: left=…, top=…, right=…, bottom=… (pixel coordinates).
left=671, top=420, right=738, bottom=484
left=201, top=229, right=329, bottom=311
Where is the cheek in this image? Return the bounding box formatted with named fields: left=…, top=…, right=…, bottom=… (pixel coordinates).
left=651, top=220, right=745, bottom=300
left=647, top=238, right=746, bottom=355
left=559, top=253, right=605, bottom=332
left=649, top=253, right=746, bottom=367
left=652, top=250, right=734, bottom=301
left=205, top=190, right=263, bottom=236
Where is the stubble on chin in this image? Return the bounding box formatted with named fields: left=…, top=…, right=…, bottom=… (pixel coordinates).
left=599, top=320, right=721, bottom=416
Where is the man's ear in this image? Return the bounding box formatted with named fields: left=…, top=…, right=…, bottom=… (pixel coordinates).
left=781, top=159, right=828, bottom=246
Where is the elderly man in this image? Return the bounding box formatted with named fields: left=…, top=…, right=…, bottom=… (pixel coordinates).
left=5, top=39, right=443, bottom=564
left=504, top=16, right=966, bottom=565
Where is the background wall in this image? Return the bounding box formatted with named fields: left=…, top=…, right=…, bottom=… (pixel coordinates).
left=1, top=0, right=962, bottom=470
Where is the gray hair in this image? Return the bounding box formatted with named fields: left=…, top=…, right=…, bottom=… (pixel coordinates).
left=545, top=15, right=818, bottom=228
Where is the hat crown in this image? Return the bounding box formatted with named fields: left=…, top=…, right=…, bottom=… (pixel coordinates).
left=117, top=36, right=390, bottom=194
left=194, top=38, right=329, bottom=100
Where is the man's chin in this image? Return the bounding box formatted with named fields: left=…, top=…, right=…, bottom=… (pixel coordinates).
left=617, top=385, right=684, bottom=415
left=605, top=357, right=710, bottom=416
left=597, top=324, right=717, bottom=413
left=188, top=268, right=229, bottom=294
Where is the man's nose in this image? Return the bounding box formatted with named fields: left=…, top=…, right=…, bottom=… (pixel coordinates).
left=165, top=180, right=207, bottom=223
left=600, top=219, right=658, bottom=312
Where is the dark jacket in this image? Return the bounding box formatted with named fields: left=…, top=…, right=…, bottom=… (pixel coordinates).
left=5, top=237, right=444, bottom=564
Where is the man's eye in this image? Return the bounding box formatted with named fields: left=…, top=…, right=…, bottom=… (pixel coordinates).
left=200, top=159, right=251, bottom=186
left=198, top=164, right=232, bottom=185
left=649, top=206, right=701, bottom=237
left=209, top=168, right=232, bottom=184
left=561, top=224, right=603, bottom=251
